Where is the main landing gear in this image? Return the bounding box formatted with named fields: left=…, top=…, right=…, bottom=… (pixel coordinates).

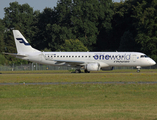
left=84, top=69, right=90, bottom=73
left=75, top=69, right=90, bottom=73
left=75, top=69, right=81, bottom=73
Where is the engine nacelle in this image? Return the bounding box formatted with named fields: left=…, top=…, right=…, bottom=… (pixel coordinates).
left=85, top=63, right=100, bottom=71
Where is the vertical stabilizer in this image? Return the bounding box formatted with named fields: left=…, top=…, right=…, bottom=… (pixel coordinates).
left=13, top=30, right=40, bottom=54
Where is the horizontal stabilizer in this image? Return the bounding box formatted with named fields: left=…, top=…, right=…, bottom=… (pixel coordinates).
left=2, top=52, right=27, bottom=57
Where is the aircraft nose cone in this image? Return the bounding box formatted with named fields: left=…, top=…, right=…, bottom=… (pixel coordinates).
left=150, top=59, right=156, bottom=65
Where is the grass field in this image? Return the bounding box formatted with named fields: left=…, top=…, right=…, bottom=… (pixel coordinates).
left=0, top=69, right=157, bottom=120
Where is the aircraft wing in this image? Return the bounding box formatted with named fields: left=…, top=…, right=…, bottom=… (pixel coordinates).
left=54, top=60, right=85, bottom=66
left=2, top=52, right=27, bottom=57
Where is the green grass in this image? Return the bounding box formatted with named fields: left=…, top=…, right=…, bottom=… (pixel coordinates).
left=0, top=69, right=157, bottom=120
left=0, top=84, right=157, bottom=120
left=0, top=69, right=157, bottom=83
left=0, top=69, right=157, bottom=74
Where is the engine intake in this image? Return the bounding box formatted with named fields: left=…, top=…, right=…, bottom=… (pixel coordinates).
left=85, top=63, right=100, bottom=71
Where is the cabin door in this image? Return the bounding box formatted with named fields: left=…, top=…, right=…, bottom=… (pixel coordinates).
left=132, top=55, right=136, bottom=62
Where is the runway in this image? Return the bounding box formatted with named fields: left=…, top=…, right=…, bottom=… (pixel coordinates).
left=1, top=81, right=157, bottom=85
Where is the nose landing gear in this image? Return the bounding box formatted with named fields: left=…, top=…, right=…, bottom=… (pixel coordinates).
left=136, top=66, right=141, bottom=73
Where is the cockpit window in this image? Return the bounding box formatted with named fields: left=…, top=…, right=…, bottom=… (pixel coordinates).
left=140, top=55, right=148, bottom=58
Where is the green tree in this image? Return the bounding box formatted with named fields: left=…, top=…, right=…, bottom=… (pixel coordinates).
left=3, top=2, right=37, bottom=64
left=71, top=0, right=114, bottom=50
left=57, top=39, right=89, bottom=51
left=32, top=8, right=57, bottom=50
left=118, top=30, right=140, bottom=51
left=3, top=2, right=37, bottom=49
left=0, top=19, right=5, bottom=52
left=40, top=1, right=77, bottom=51
left=111, top=0, right=139, bottom=51
left=46, top=23, right=74, bottom=51
left=0, top=54, right=6, bottom=65
left=0, top=19, right=7, bottom=65
left=39, top=0, right=114, bottom=51
left=132, top=0, right=157, bottom=61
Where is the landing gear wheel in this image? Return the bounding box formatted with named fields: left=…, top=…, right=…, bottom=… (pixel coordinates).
left=84, top=69, right=90, bottom=73
left=136, top=66, right=141, bottom=73
left=137, top=69, right=140, bottom=73
left=75, top=69, right=81, bottom=73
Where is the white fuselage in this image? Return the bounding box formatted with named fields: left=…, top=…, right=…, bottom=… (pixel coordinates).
left=8, top=30, right=156, bottom=72
left=17, top=51, right=156, bottom=68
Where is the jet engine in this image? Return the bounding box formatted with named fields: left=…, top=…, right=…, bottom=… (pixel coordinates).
left=85, top=63, right=100, bottom=71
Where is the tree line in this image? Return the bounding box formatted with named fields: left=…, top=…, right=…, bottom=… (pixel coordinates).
left=0, top=0, right=157, bottom=65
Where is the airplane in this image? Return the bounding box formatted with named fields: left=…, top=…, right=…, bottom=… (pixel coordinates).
left=3, top=30, right=156, bottom=73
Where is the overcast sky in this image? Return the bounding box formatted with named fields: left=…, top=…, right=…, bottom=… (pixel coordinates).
left=0, top=0, right=121, bottom=19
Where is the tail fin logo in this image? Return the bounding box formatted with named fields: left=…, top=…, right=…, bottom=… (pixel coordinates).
left=16, top=38, right=30, bottom=46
